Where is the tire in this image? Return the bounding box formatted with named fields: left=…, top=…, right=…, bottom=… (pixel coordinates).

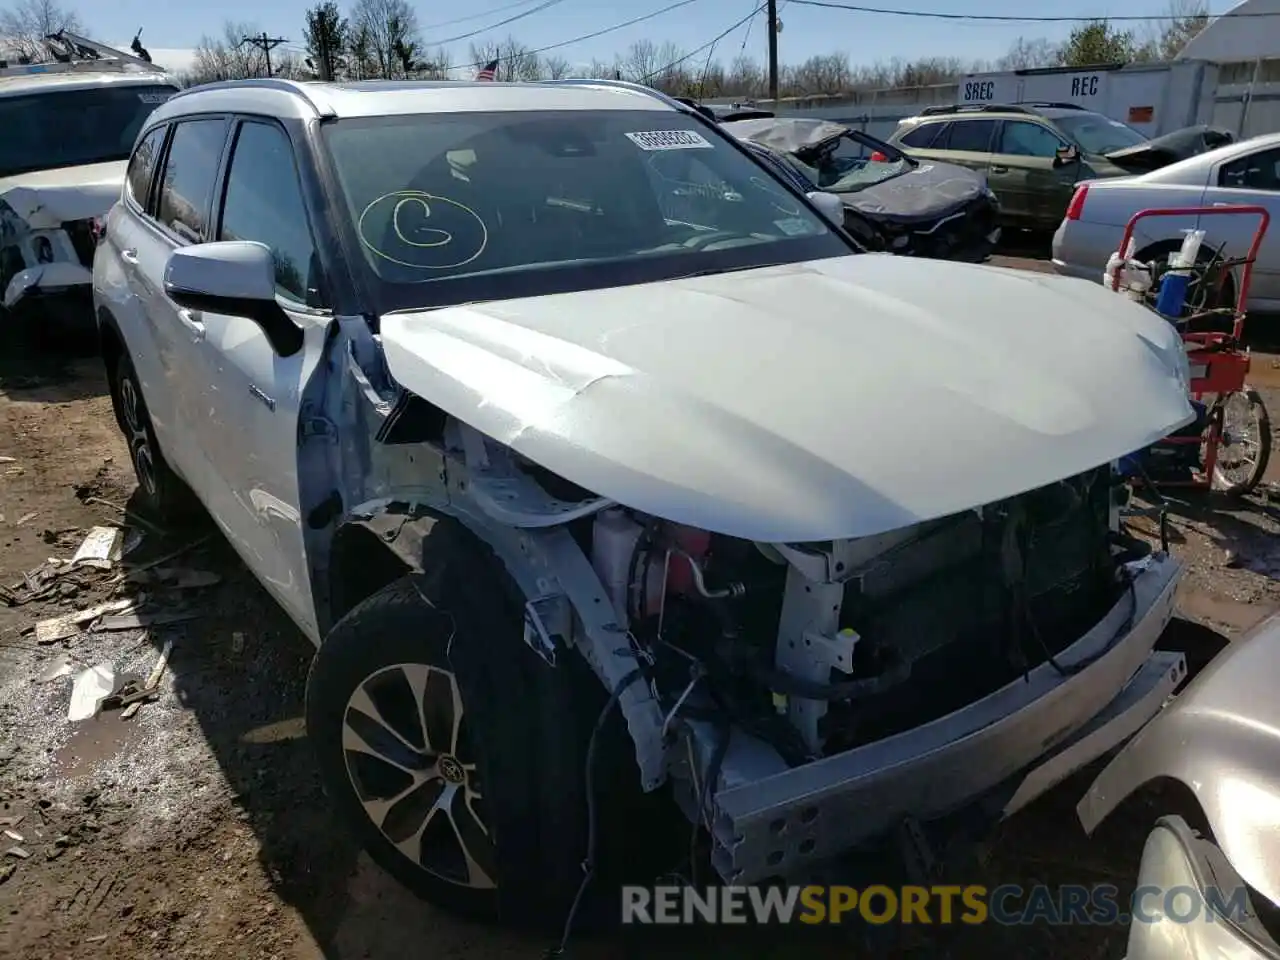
left=1212, top=386, right=1272, bottom=496
left=110, top=351, right=202, bottom=523
left=305, top=520, right=679, bottom=931
left=1138, top=241, right=1237, bottom=316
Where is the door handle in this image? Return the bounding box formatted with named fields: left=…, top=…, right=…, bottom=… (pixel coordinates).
left=990, top=165, right=1009, bottom=173
left=120, top=248, right=139, bottom=265
left=177, top=308, right=206, bottom=340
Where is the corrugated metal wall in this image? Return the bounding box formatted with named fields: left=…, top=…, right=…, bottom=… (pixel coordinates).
left=708, top=60, right=1267, bottom=141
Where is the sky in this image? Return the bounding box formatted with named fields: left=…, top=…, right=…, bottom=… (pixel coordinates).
left=88, top=0, right=1241, bottom=76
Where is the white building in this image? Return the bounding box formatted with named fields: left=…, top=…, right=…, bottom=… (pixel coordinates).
left=1178, top=0, right=1280, bottom=135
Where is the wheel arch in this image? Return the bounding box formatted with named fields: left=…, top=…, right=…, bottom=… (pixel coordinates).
left=97, top=305, right=126, bottom=429
left=325, top=502, right=545, bottom=633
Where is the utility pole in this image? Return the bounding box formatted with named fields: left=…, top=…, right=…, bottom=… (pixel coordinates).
left=240, top=32, right=288, bottom=78
left=766, top=0, right=779, bottom=101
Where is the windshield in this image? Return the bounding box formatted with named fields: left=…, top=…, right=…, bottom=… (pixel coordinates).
left=0, top=83, right=178, bottom=178
left=321, top=109, right=850, bottom=311
left=797, top=131, right=913, bottom=193
left=1054, top=113, right=1148, bottom=155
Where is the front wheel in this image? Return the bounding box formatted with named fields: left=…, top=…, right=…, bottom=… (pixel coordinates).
left=1211, top=387, right=1272, bottom=496
left=305, top=523, right=680, bottom=929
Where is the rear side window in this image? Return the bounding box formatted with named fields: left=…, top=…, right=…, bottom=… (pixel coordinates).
left=1220, top=147, right=1280, bottom=191
left=899, top=123, right=943, bottom=148
left=126, top=126, right=166, bottom=208
left=940, top=119, right=996, bottom=153
left=157, top=118, right=229, bottom=243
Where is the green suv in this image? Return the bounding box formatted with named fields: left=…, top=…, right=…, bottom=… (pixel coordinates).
left=887, top=102, right=1151, bottom=232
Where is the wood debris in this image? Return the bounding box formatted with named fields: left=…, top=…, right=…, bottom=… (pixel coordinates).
left=34, top=597, right=139, bottom=644
left=120, top=638, right=174, bottom=720
left=96, top=610, right=196, bottom=632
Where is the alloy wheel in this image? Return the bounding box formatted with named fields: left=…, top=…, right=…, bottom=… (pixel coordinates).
left=119, top=375, right=158, bottom=497
left=341, top=663, right=497, bottom=889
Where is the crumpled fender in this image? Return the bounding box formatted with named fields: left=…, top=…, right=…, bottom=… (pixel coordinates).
left=2, top=261, right=92, bottom=310
left=1078, top=611, right=1280, bottom=908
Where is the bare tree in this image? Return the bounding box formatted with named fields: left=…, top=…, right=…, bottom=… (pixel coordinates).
left=542, top=54, right=571, bottom=79
left=347, top=23, right=375, bottom=79
left=724, top=55, right=765, bottom=97
left=350, top=0, right=420, bottom=78
left=785, top=53, right=852, bottom=96
left=619, top=39, right=685, bottom=88
left=0, top=0, right=83, bottom=60
left=1134, top=0, right=1210, bottom=60
left=998, top=36, right=1062, bottom=70
left=586, top=57, right=617, bottom=80
left=187, top=21, right=303, bottom=85
left=467, top=36, right=544, bottom=80
left=418, top=45, right=451, bottom=79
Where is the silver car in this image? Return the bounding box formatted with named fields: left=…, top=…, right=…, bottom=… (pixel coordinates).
left=1053, top=131, right=1280, bottom=311
left=1080, top=611, right=1280, bottom=959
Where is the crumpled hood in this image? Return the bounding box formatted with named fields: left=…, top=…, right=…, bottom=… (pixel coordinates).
left=840, top=161, right=987, bottom=223
left=379, top=254, right=1193, bottom=542
left=0, top=160, right=126, bottom=229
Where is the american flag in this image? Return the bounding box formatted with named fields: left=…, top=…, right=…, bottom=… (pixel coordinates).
left=475, top=58, right=499, bottom=81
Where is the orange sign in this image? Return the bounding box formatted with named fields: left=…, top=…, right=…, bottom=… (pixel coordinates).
left=1129, top=105, right=1155, bottom=123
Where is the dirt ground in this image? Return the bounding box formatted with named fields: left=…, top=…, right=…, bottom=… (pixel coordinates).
left=2, top=305, right=1280, bottom=959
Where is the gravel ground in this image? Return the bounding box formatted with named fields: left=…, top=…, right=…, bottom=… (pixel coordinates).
left=2, top=283, right=1279, bottom=959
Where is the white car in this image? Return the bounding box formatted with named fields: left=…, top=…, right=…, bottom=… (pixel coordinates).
left=0, top=33, right=178, bottom=344
left=95, top=76, right=1198, bottom=930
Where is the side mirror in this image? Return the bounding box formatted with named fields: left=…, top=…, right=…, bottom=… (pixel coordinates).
left=163, top=241, right=303, bottom=357
left=806, top=190, right=845, bottom=227
left=1053, top=144, right=1080, bottom=168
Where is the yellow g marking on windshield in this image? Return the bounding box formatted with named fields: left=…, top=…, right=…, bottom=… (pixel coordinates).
left=357, top=190, right=489, bottom=271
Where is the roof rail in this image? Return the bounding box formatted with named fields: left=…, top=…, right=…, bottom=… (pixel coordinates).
left=0, top=30, right=166, bottom=78
left=1015, top=100, right=1088, bottom=111
left=918, top=103, right=1038, bottom=116
left=167, top=77, right=332, bottom=115
left=540, top=77, right=689, bottom=112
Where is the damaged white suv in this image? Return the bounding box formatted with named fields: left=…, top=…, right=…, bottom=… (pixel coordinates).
left=95, top=77, right=1198, bottom=928
left=1, top=34, right=177, bottom=343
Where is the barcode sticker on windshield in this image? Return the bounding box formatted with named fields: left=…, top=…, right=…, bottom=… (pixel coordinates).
left=137, top=92, right=173, bottom=103
left=625, top=130, right=713, bottom=151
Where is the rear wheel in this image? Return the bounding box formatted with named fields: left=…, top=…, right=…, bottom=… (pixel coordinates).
left=111, top=352, right=202, bottom=523
left=1211, top=387, right=1271, bottom=496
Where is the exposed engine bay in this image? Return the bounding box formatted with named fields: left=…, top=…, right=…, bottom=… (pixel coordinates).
left=559, top=461, right=1136, bottom=761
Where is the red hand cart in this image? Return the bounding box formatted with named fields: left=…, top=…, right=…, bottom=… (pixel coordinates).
left=1110, top=204, right=1273, bottom=495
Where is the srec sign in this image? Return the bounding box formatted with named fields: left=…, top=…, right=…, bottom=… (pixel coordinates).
left=964, top=79, right=995, bottom=102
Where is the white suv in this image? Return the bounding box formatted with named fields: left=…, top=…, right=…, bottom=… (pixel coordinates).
left=95, top=77, right=1197, bottom=931
left=1, top=34, right=177, bottom=343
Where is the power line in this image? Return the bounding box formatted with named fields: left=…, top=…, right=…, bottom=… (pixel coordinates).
left=430, top=0, right=572, bottom=47
left=422, top=0, right=550, bottom=33
left=445, top=0, right=703, bottom=72
left=644, top=3, right=766, bottom=81
left=782, top=1, right=1254, bottom=23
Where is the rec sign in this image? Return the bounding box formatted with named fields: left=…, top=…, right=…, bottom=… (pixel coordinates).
left=1070, top=74, right=1102, bottom=97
